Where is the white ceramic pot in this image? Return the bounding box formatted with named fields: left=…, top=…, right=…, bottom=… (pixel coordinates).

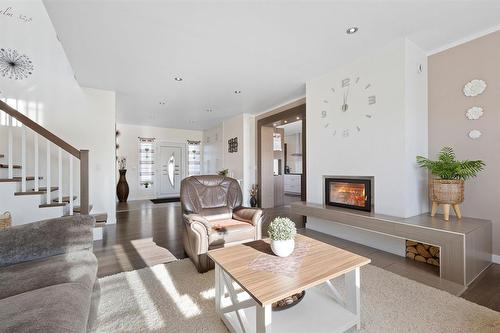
left=271, top=239, right=295, bottom=257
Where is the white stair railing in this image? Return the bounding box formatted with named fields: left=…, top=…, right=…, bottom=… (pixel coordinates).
left=0, top=100, right=89, bottom=216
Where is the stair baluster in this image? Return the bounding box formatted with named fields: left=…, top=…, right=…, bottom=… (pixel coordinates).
left=58, top=148, right=62, bottom=203
left=46, top=140, right=51, bottom=205
left=8, top=116, right=13, bottom=179
left=34, top=135, right=39, bottom=191
left=69, top=155, right=73, bottom=215
left=21, top=126, right=26, bottom=192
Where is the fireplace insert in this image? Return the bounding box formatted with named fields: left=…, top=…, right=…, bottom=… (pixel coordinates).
left=325, top=177, right=372, bottom=212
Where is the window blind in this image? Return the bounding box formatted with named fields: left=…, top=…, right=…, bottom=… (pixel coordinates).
left=188, top=140, right=201, bottom=176
left=139, top=137, right=155, bottom=187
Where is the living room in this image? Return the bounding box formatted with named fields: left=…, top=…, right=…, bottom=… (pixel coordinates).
left=1, top=1, right=499, bottom=332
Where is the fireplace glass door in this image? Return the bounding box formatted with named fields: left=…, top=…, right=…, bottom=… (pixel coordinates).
left=325, top=178, right=371, bottom=212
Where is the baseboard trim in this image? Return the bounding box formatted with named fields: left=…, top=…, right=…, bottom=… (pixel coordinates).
left=492, top=254, right=500, bottom=264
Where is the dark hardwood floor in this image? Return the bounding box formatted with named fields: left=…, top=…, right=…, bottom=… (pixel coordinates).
left=93, top=199, right=500, bottom=312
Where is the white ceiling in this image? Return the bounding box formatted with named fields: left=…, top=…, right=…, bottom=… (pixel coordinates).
left=43, top=0, right=500, bottom=130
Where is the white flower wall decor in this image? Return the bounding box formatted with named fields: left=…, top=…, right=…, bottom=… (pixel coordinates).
left=468, top=130, right=482, bottom=140
left=465, top=106, right=484, bottom=120
left=463, top=79, right=487, bottom=97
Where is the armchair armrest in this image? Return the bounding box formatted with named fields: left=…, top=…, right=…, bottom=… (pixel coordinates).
left=233, top=207, right=263, bottom=226
left=183, top=214, right=212, bottom=235
left=0, top=215, right=95, bottom=267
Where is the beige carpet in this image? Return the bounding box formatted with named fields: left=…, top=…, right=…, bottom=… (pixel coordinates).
left=93, top=259, right=500, bottom=333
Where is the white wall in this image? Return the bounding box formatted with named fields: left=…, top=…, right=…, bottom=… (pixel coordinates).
left=0, top=1, right=116, bottom=223
left=305, top=38, right=428, bottom=256
left=202, top=123, right=223, bottom=174
left=116, top=123, right=203, bottom=201
left=306, top=38, right=428, bottom=217
left=203, top=113, right=256, bottom=206
left=404, top=39, right=429, bottom=217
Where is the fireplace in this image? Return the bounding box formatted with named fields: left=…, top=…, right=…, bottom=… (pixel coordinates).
left=325, top=177, right=372, bottom=212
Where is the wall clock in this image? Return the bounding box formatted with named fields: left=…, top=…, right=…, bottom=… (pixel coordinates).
left=320, top=76, right=376, bottom=138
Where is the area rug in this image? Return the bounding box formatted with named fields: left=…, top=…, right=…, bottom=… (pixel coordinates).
left=150, top=197, right=180, bottom=204
left=92, top=259, right=500, bottom=333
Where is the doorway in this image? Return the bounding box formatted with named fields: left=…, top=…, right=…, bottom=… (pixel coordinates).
left=157, top=142, right=187, bottom=198
left=257, top=103, right=306, bottom=208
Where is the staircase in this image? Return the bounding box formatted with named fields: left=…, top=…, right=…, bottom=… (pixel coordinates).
left=0, top=100, right=107, bottom=226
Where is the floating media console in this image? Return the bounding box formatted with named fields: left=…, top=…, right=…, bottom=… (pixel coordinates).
left=291, top=202, right=492, bottom=287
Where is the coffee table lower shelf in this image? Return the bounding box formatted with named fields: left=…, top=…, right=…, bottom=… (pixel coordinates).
left=215, top=265, right=361, bottom=333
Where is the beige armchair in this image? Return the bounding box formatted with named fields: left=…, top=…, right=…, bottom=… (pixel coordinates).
left=181, top=175, right=263, bottom=273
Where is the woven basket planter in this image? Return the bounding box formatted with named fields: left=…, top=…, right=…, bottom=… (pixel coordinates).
left=430, top=179, right=464, bottom=204
left=0, top=211, right=12, bottom=230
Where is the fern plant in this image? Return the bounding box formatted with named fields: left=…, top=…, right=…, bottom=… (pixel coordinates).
left=416, top=147, right=484, bottom=181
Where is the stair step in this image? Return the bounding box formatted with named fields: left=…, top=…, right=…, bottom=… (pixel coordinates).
left=0, top=164, right=21, bottom=169
left=53, top=195, right=77, bottom=203
left=74, top=204, right=93, bottom=214
left=35, top=187, right=59, bottom=192
left=92, top=213, right=108, bottom=223
left=15, top=187, right=58, bottom=196
left=0, top=176, right=43, bottom=183
left=39, top=202, right=66, bottom=208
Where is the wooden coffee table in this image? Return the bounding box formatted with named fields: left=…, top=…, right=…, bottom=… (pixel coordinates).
left=208, top=234, right=371, bottom=333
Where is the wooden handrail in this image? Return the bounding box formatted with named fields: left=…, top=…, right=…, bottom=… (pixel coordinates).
left=0, top=100, right=80, bottom=159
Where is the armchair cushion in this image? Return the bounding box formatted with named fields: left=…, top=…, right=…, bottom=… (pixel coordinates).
left=209, top=219, right=256, bottom=246
left=0, top=215, right=95, bottom=268
left=233, top=207, right=263, bottom=226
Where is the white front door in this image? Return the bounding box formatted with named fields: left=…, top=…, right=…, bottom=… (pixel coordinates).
left=157, top=144, right=184, bottom=197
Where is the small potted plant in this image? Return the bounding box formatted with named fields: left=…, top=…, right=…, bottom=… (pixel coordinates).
left=417, top=147, right=484, bottom=220
left=249, top=184, right=259, bottom=207
left=218, top=169, right=229, bottom=177
left=268, top=217, right=297, bottom=257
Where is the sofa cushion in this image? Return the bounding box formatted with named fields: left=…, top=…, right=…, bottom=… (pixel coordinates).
left=209, top=219, right=255, bottom=247
left=0, top=250, right=97, bottom=300
left=0, top=283, right=92, bottom=333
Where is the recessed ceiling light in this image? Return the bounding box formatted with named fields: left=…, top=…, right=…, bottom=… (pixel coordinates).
left=206, top=108, right=213, bottom=113
left=284, top=120, right=288, bottom=123
left=296, top=116, right=300, bottom=120
left=346, top=27, right=358, bottom=34
left=273, top=123, right=278, bottom=127
left=159, top=100, right=166, bottom=105
left=234, top=90, right=242, bottom=94
left=174, top=77, right=183, bottom=81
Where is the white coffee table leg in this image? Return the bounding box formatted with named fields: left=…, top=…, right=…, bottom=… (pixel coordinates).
left=215, top=264, right=224, bottom=315
left=345, top=267, right=361, bottom=330
left=256, top=304, right=272, bottom=333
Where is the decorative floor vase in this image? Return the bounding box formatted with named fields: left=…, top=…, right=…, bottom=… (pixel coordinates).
left=250, top=196, right=257, bottom=208
left=117, top=169, right=129, bottom=202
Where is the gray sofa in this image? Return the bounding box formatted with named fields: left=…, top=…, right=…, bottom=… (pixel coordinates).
left=0, top=215, right=99, bottom=333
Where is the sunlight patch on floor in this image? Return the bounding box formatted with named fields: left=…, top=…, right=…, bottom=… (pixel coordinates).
left=200, top=287, right=215, bottom=300
left=124, top=270, right=166, bottom=330
left=151, top=264, right=202, bottom=318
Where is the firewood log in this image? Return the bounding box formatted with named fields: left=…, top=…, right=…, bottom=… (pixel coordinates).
left=416, top=244, right=432, bottom=258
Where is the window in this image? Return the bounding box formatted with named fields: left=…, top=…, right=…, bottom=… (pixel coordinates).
left=139, top=137, right=155, bottom=188
left=187, top=140, right=201, bottom=176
